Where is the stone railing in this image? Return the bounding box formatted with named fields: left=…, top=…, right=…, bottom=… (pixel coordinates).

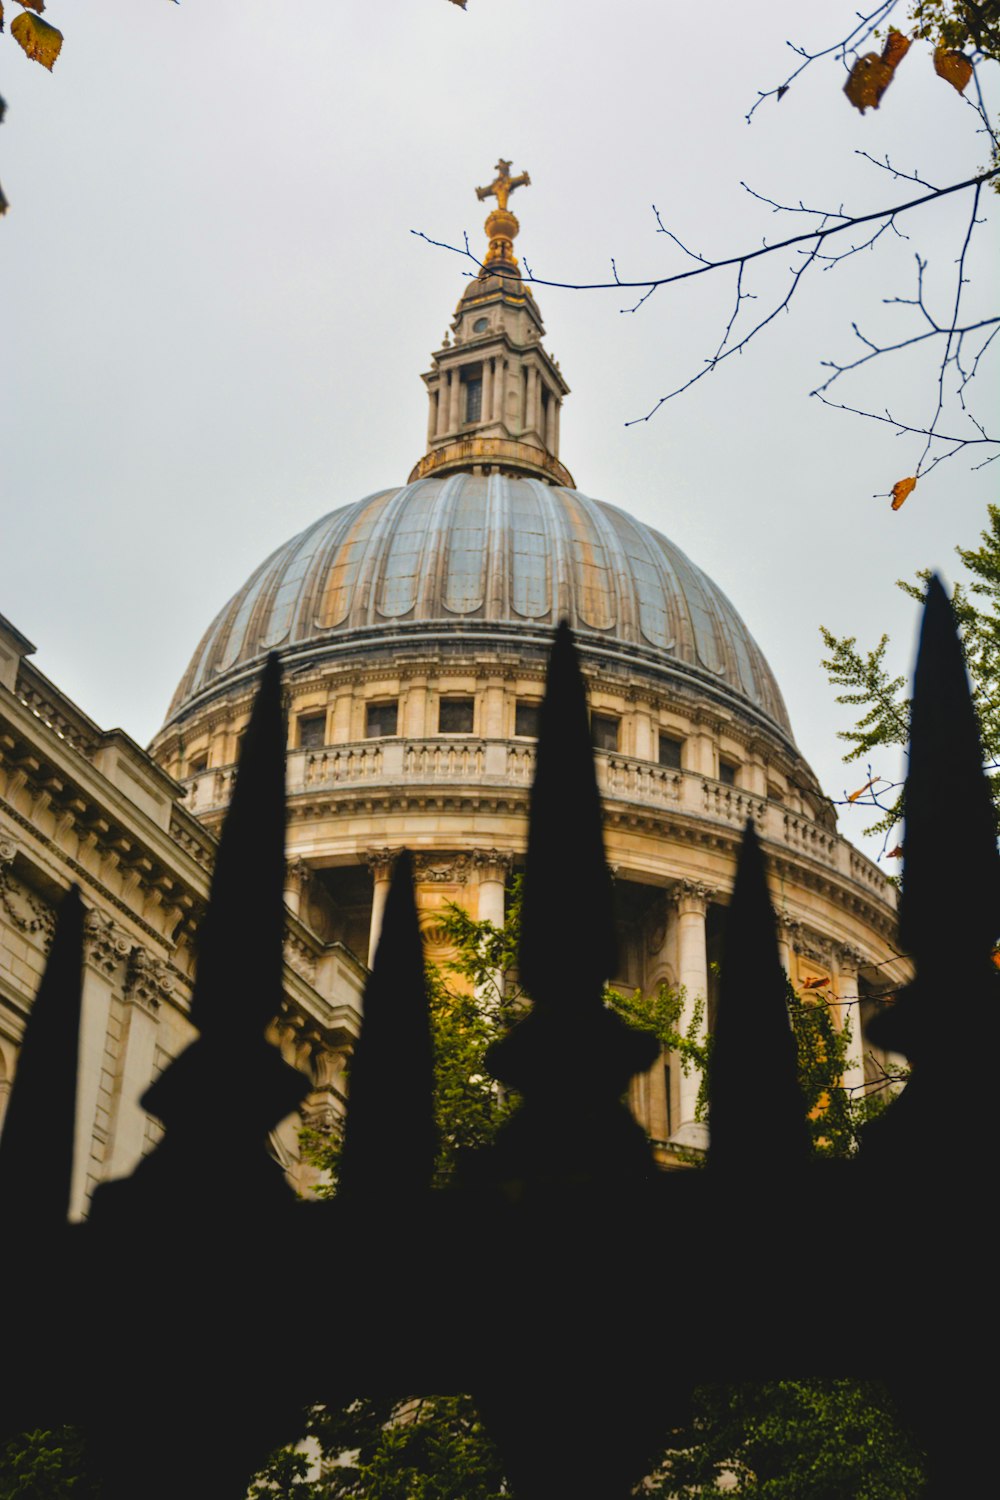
left=179, top=740, right=893, bottom=905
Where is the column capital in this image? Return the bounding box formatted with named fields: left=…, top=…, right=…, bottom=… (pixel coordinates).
left=124, top=945, right=175, bottom=1015
left=366, top=847, right=398, bottom=881
left=471, top=848, right=513, bottom=884
left=834, top=941, right=865, bottom=972
left=285, top=857, right=313, bottom=891
left=82, top=908, right=132, bottom=977
left=669, top=879, right=715, bottom=916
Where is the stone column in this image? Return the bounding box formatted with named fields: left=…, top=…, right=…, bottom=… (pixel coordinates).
left=482, top=359, right=494, bottom=426
left=775, top=915, right=799, bottom=977
left=367, top=848, right=396, bottom=966
left=283, top=858, right=312, bottom=919
left=448, top=366, right=462, bottom=432
left=835, top=942, right=866, bottom=1100
left=642, top=894, right=673, bottom=1143
left=670, top=881, right=713, bottom=1145
left=473, top=849, right=511, bottom=929
left=472, top=850, right=512, bottom=1005
left=549, top=395, right=561, bottom=454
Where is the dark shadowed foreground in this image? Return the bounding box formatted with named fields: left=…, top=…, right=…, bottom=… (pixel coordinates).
left=0, top=586, right=994, bottom=1499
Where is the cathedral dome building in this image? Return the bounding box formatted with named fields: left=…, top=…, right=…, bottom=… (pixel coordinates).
left=151, top=165, right=904, bottom=1158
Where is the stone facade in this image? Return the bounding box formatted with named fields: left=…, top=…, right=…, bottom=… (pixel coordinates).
left=0, top=615, right=364, bottom=1214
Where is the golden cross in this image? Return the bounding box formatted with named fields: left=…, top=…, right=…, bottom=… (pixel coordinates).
left=475, top=159, right=531, bottom=212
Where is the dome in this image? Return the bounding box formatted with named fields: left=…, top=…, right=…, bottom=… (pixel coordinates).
left=149, top=165, right=902, bottom=1173
left=164, top=475, right=792, bottom=740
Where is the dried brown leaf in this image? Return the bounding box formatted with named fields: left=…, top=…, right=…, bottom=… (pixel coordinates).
left=886, top=845, right=905, bottom=859
left=16, top=0, right=47, bottom=14
left=881, top=29, right=912, bottom=69
left=10, top=10, right=62, bottom=68
left=844, top=53, right=895, bottom=112
left=847, top=778, right=877, bottom=803
left=890, top=475, right=917, bottom=510
left=801, top=976, right=830, bottom=990
left=934, top=46, right=973, bottom=93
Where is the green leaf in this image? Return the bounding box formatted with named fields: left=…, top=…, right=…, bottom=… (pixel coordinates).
left=10, top=10, right=62, bottom=69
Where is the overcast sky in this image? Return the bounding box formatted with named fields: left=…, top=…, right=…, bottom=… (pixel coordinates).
left=2, top=0, right=997, bottom=863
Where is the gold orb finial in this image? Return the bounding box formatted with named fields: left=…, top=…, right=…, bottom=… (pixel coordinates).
left=474, top=159, right=530, bottom=266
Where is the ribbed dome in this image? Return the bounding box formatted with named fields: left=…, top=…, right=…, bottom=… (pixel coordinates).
left=164, top=475, right=792, bottom=738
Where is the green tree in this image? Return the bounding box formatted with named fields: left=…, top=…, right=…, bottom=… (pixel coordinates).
left=0, top=1428, right=100, bottom=1500
left=820, top=502, right=1000, bottom=848
left=643, top=1379, right=925, bottom=1500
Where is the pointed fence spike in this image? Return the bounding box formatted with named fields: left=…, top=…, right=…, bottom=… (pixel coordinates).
left=0, top=885, right=84, bottom=1227
left=900, top=574, right=1000, bottom=967
left=338, top=851, right=436, bottom=1198
left=519, top=621, right=615, bottom=1003
left=190, top=651, right=286, bottom=1038
left=870, top=575, right=1000, bottom=1058
left=709, top=822, right=809, bottom=1172
left=140, top=653, right=306, bottom=1146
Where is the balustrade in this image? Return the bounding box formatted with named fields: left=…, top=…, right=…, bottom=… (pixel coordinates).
left=178, top=742, right=891, bottom=903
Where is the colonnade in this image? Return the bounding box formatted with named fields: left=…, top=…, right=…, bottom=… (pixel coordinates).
left=430, top=361, right=561, bottom=449
left=363, top=851, right=875, bottom=1154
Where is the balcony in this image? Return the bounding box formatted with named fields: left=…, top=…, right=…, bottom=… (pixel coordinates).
left=179, top=739, right=893, bottom=904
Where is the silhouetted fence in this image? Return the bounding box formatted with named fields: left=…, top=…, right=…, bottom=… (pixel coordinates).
left=0, top=580, right=994, bottom=1498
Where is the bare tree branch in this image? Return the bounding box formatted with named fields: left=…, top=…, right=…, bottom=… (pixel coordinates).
left=744, top=0, right=904, bottom=123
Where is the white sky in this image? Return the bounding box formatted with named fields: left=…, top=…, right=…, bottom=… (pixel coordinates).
left=2, top=1, right=997, bottom=864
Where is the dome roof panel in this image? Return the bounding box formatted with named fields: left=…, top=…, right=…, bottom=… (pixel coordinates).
left=164, top=475, right=793, bottom=741
left=509, top=482, right=552, bottom=620
left=315, top=491, right=395, bottom=629
left=262, top=513, right=337, bottom=649
left=561, top=492, right=615, bottom=631
left=442, top=477, right=489, bottom=615
left=377, top=482, right=440, bottom=619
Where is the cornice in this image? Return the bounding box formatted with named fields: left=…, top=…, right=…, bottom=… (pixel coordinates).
left=1, top=797, right=195, bottom=950
left=0, top=697, right=210, bottom=924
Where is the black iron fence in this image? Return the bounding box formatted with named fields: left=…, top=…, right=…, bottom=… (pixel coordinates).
left=0, top=579, right=994, bottom=1498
